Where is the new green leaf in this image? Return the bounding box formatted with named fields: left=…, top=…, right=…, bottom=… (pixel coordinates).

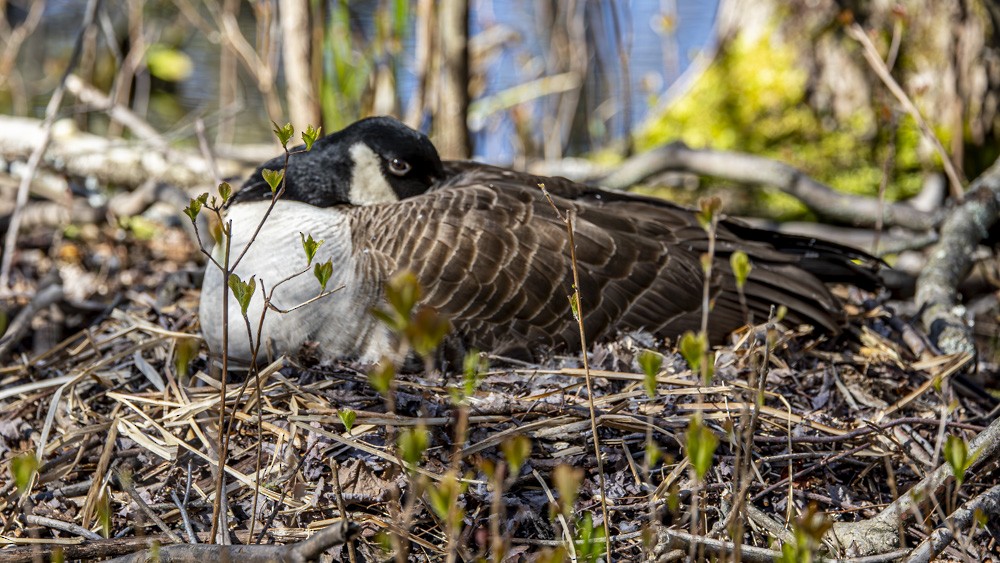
left=228, top=273, right=256, bottom=316
left=300, top=232, right=323, bottom=266
left=272, top=121, right=294, bottom=148
left=368, top=360, right=395, bottom=396
left=183, top=197, right=202, bottom=223
left=638, top=350, right=662, bottom=399
left=261, top=168, right=284, bottom=193
left=501, top=435, right=531, bottom=477
left=338, top=409, right=356, bottom=433
left=314, top=260, right=333, bottom=292
left=730, top=250, right=751, bottom=289
left=552, top=464, right=583, bottom=517
left=218, top=181, right=232, bottom=203
left=301, top=125, right=322, bottom=151
left=686, top=414, right=718, bottom=481
left=398, top=425, right=429, bottom=472
left=678, top=331, right=704, bottom=373
left=10, top=452, right=38, bottom=493
left=944, top=434, right=971, bottom=486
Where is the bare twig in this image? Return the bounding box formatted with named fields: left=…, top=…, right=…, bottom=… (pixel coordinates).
left=532, top=468, right=577, bottom=560
left=0, top=276, right=63, bottom=361
left=194, top=118, right=223, bottom=187
left=171, top=459, right=199, bottom=544
left=64, top=74, right=168, bottom=150
left=116, top=471, right=184, bottom=544
left=0, top=1, right=46, bottom=90
left=331, top=460, right=358, bottom=563
left=22, top=514, right=102, bottom=541
left=846, top=23, right=965, bottom=198
left=537, top=184, right=613, bottom=557
left=81, top=419, right=119, bottom=529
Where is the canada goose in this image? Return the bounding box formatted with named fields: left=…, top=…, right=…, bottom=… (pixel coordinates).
left=199, top=116, right=879, bottom=364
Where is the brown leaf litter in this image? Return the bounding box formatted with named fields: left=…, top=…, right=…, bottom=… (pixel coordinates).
left=0, top=220, right=997, bottom=561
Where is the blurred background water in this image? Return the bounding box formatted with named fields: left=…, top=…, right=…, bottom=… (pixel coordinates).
left=16, top=0, right=718, bottom=164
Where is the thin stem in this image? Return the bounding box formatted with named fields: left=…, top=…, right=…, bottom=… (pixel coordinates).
left=564, top=207, right=613, bottom=559
left=209, top=218, right=233, bottom=542
left=266, top=287, right=342, bottom=314
left=700, top=213, right=718, bottom=383
left=846, top=23, right=965, bottom=198
left=229, top=151, right=291, bottom=271
left=537, top=183, right=613, bottom=556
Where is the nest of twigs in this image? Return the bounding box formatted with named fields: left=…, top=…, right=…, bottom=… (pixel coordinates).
left=0, top=221, right=998, bottom=563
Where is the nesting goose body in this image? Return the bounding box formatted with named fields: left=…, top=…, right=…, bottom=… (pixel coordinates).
left=199, top=117, right=878, bottom=363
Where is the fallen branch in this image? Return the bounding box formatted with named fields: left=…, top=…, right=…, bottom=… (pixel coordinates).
left=22, top=514, right=103, bottom=541
left=0, top=535, right=179, bottom=563
left=915, top=155, right=1000, bottom=356
left=104, top=520, right=358, bottom=563
left=0, top=115, right=243, bottom=191
left=598, top=141, right=940, bottom=231
left=652, top=527, right=781, bottom=563
left=904, top=483, right=1000, bottom=563
left=828, top=408, right=1000, bottom=555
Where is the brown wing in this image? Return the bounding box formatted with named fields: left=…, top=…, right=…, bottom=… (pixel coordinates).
left=349, top=165, right=855, bottom=357
left=437, top=162, right=867, bottom=335
left=349, top=185, right=702, bottom=356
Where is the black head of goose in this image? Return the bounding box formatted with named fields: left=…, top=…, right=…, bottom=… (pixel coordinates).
left=199, top=117, right=880, bottom=364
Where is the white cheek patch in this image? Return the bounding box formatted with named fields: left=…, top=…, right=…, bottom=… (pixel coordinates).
left=349, top=143, right=399, bottom=205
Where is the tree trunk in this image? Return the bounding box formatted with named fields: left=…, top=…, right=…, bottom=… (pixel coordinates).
left=434, top=0, right=471, bottom=159
left=716, top=0, right=1000, bottom=179
left=279, top=0, right=320, bottom=133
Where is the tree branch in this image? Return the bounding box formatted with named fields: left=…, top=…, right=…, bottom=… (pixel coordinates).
left=915, top=156, right=1000, bottom=356
left=0, top=115, right=243, bottom=189
left=829, top=408, right=1000, bottom=555
left=599, top=141, right=941, bottom=230
left=904, top=483, right=1000, bottom=563
left=103, top=520, right=358, bottom=563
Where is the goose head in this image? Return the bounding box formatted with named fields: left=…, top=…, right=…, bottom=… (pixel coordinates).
left=231, top=116, right=446, bottom=207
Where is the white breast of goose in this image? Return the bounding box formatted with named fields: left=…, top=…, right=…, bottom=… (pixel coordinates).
left=198, top=200, right=392, bottom=364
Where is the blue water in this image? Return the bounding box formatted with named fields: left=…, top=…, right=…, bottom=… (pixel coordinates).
left=465, top=0, right=719, bottom=161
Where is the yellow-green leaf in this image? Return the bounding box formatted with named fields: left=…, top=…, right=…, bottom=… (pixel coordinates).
left=272, top=121, right=295, bottom=148
left=501, top=435, right=531, bottom=477
left=730, top=250, right=751, bottom=289
left=10, top=452, right=38, bottom=493
left=301, top=125, right=322, bottom=151
left=638, top=350, right=662, bottom=399
left=398, top=425, right=429, bottom=472
left=686, top=414, right=718, bottom=481
left=338, top=409, right=356, bottom=433
left=944, top=434, right=971, bottom=486
left=261, top=168, right=284, bottom=193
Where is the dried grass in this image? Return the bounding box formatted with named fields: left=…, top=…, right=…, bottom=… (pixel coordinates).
left=0, top=225, right=996, bottom=561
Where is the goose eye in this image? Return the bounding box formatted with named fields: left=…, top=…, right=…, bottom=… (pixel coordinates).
left=388, top=158, right=411, bottom=176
